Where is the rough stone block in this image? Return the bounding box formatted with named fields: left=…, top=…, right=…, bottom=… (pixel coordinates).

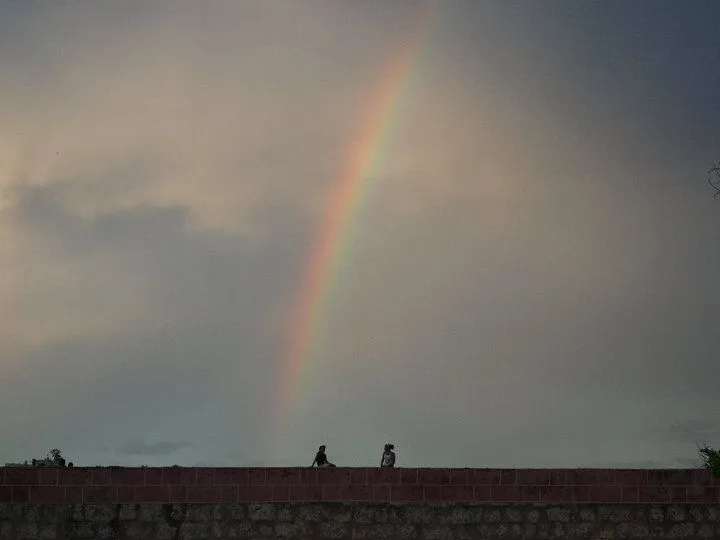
left=275, top=522, right=303, bottom=538
left=329, top=504, right=352, bottom=523
left=503, top=507, right=522, bottom=523
left=247, top=503, right=276, bottom=522
left=483, top=508, right=502, bottom=523
left=478, top=523, right=523, bottom=539
left=566, top=521, right=596, bottom=538
left=295, top=503, right=329, bottom=522
left=60, top=521, right=95, bottom=539
left=225, top=521, right=256, bottom=538
left=422, top=526, right=453, bottom=540
left=0, top=521, right=15, bottom=540
left=666, top=505, right=687, bottom=523
left=16, top=522, right=38, bottom=539
left=618, top=521, right=652, bottom=538
left=697, top=523, right=715, bottom=538
left=178, top=522, right=210, bottom=540
left=118, top=503, right=138, bottom=521
left=185, top=504, right=216, bottom=522
left=396, top=523, right=418, bottom=539
left=21, top=505, right=41, bottom=523
left=40, top=504, right=71, bottom=523
left=319, top=521, right=347, bottom=539
left=525, top=508, right=540, bottom=523
left=76, top=504, right=117, bottom=522
left=403, top=505, right=435, bottom=524
left=598, top=505, right=632, bottom=524
left=137, top=503, right=164, bottom=522
left=351, top=524, right=396, bottom=539
left=666, top=522, right=695, bottom=538
left=438, top=505, right=483, bottom=525
left=546, top=506, right=572, bottom=523
left=38, top=525, right=57, bottom=539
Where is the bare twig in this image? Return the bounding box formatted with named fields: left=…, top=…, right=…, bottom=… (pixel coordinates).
left=708, top=161, right=720, bottom=199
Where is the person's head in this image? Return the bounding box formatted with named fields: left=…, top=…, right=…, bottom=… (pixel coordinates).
left=319, top=445, right=326, bottom=452
left=388, top=444, right=394, bottom=451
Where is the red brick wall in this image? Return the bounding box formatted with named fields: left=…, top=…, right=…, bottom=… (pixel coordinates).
left=1, top=467, right=718, bottom=505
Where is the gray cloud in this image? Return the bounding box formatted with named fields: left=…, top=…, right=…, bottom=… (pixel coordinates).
left=118, top=439, right=194, bottom=457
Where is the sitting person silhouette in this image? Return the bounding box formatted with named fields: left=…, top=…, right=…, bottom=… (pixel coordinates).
left=380, top=443, right=396, bottom=467
left=311, top=445, right=336, bottom=467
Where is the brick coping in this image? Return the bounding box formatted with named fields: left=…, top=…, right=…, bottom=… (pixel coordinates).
left=0, top=467, right=718, bottom=504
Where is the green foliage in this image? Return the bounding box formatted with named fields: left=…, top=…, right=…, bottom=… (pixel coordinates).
left=697, top=442, right=720, bottom=478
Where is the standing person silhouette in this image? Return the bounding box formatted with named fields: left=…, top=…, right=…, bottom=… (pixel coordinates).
left=380, top=444, right=396, bottom=467
left=311, top=445, right=336, bottom=467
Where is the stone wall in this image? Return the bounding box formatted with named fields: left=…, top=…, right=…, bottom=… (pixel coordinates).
left=1, top=467, right=720, bottom=539
left=2, top=501, right=720, bottom=539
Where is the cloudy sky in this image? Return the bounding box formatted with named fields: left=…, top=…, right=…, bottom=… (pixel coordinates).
left=1, top=0, right=719, bottom=469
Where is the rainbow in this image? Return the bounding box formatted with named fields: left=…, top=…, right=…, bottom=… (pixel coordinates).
left=274, top=1, right=441, bottom=437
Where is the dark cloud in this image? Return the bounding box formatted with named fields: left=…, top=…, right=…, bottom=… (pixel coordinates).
left=660, top=421, right=720, bottom=444
left=118, top=439, right=194, bottom=457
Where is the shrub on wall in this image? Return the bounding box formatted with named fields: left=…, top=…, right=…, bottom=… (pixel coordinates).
left=697, top=443, right=720, bottom=477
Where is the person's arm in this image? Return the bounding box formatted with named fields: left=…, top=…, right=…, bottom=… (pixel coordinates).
left=311, top=455, right=317, bottom=467
left=389, top=453, right=395, bottom=467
